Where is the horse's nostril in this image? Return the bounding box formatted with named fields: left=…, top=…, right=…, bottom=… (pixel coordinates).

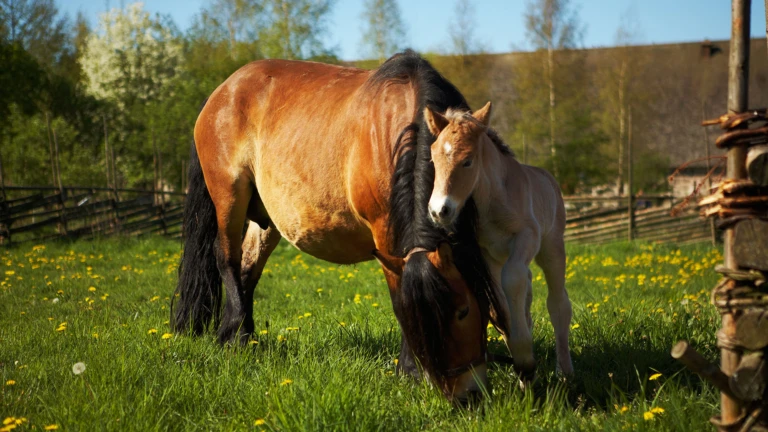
left=439, top=205, right=450, bottom=217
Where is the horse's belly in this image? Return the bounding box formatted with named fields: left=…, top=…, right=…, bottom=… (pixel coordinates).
left=260, top=191, right=375, bottom=264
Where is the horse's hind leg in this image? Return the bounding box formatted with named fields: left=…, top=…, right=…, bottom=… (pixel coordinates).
left=535, top=234, right=574, bottom=376
left=207, top=174, right=253, bottom=345
left=240, top=221, right=281, bottom=309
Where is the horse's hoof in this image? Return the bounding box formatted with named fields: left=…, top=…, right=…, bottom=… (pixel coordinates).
left=396, top=364, right=421, bottom=380
left=217, top=317, right=253, bottom=346
left=516, top=367, right=536, bottom=391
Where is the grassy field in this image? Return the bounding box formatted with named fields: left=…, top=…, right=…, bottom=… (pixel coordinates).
left=1, top=237, right=723, bottom=431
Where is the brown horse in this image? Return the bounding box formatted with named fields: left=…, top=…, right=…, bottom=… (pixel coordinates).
left=171, top=51, right=508, bottom=403
left=425, top=103, right=574, bottom=382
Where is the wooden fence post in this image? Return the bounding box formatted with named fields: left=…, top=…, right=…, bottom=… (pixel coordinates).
left=0, top=148, right=8, bottom=245
left=627, top=107, right=634, bottom=241
left=720, top=0, right=751, bottom=424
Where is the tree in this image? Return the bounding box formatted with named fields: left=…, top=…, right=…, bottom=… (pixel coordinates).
left=0, top=0, right=70, bottom=70
left=189, top=0, right=262, bottom=61
left=79, top=2, right=184, bottom=188
left=449, top=0, right=481, bottom=57
left=523, top=0, right=582, bottom=178
left=359, top=0, right=405, bottom=63
left=258, top=0, right=337, bottom=60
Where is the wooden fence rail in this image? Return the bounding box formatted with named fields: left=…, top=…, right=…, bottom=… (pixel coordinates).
left=0, top=186, right=184, bottom=245
left=0, top=187, right=715, bottom=246
left=563, top=195, right=715, bottom=245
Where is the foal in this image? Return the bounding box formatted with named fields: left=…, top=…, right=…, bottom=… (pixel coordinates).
left=424, top=102, right=574, bottom=379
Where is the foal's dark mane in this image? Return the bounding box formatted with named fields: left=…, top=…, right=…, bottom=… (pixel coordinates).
left=368, top=50, right=506, bottom=378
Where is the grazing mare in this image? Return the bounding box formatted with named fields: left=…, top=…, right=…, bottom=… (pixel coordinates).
left=171, top=51, right=507, bottom=402
left=425, top=102, right=574, bottom=380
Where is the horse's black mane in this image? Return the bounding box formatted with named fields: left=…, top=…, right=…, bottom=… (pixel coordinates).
left=368, top=50, right=506, bottom=378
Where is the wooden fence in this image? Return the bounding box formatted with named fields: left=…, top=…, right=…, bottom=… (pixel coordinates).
left=564, top=195, right=715, bottom=245
left=0, top=186, right=184, bottom=245
left=1, top=186, right=716, bottom=246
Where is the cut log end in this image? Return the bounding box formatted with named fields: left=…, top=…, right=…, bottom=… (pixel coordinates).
left=747, top=145, right=768, bottom=186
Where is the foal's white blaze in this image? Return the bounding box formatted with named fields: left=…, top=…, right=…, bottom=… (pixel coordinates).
left=443, top=142, right=453, bottom=154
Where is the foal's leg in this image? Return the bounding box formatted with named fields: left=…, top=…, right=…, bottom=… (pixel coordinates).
left=535, top=234, right=574, bottom=376
left=207, top=175, right=253, bottom=345
left=501, top=229, right=539, bottom=380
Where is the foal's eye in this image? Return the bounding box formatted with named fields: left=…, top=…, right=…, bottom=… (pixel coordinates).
left=457, top=306, right=470, bottom=320
left=462, top=159, right=473, bottom=168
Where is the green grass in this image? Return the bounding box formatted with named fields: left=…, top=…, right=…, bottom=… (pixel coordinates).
left=1, top=237, right=723, bottom=431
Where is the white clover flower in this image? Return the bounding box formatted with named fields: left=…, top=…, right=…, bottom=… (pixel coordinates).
left=72, top=362, right=86, bottom=375
left=52, top=298, right=59, bottom=304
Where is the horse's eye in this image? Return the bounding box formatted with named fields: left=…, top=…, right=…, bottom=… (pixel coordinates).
left=462, top=159, right=473, bottom=168
left=457, top=306, right=470, bottom=320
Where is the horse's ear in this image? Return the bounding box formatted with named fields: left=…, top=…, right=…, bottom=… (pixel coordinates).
left=372, top=249, right=404, bottom=276
left=425, top=242, right=454, bottom=271
left=424, top=106, right=449, bottom=136
left=473, top=101, right=492, bottom=127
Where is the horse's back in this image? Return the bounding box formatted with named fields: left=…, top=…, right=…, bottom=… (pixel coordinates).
left=195, top=59, right=414, bottom=264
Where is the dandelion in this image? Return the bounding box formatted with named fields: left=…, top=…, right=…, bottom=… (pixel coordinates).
left=93, top=333, right=99, bottom=339
left=277, top=335, right=286, bottom=342
left=280, top=378, right=292, bottom=386
left=649, top=373, right=662, bottom=381
left=249, top=340, right=259, bottom=345
left=620, top=405, right=629, bottom=414
left=88, top=286, right=96, bottom=292
left=571, top=323, right=580, bottom=330
left=303, top=312, right=311, bottom=317
left=260, top=330, right=268, bottom=335
left=150, top=296, right=160, bottom=302
left=254, top=419, right=266, bottom=426
left=148, top=329, right=157, bottom=335
left=5, top=380, right=15, bottom=386
left=72, top=362, right=86, bottom=375
left=44, top=425, right=59, bottom=430
left=643, top=411, right=655, bottom=420
left=161, top=333, right=173, bottom=340
left=55, top=322, right=67, bottom=332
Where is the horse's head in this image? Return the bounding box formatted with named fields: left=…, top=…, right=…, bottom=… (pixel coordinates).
left=376, top=243, right=490, bottom=404
left=425, top=102, right=492, bottom=228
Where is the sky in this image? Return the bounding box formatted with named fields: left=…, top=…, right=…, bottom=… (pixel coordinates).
left=59, top=0, right=768, bottom=61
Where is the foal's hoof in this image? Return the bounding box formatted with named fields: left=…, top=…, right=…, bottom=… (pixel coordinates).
left=516, top=367, right=536, bottom=392
left=396, top=363, right=422, bottom=380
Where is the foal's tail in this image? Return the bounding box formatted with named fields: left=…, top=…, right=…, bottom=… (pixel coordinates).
left=171, top=122, right=223, bottom=335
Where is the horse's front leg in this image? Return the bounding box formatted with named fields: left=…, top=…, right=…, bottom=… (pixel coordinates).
left=499, top=229, right=538, bottom=384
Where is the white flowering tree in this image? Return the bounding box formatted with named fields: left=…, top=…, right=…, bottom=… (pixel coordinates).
left=80, top=2, right=183, bottom=109
left=79, top=3, right=184, bottom=188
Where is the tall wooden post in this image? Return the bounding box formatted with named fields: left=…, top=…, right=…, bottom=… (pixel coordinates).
left=627, top=107, right=634, bottom=241
left=721, top=0, right=751, bottom=424
left=0, top=147, right=8, bottom=245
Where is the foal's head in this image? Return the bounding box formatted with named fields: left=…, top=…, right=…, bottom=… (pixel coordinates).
left=425, top=102, right=493, bottom=228
left=376, top=243, right=490, bottom=403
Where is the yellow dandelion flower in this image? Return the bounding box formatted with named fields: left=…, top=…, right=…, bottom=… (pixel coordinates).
left=148, top=329, right=158, bottom=335
left=277, top=335, right=286, bottom=342
left=5, top=271, right=14, bottom=276
left=5, top=380, right=15, bottom=386
left=280, top=378, right=293, bottom=386
left=249, top=340, right=259, bottom=345
left=643, top=411, right=655, bottom=420
left=650, top=407, right=665, bottom=414
left=161, top=333, right=173, bottom=340
left=150, top=296, right=160, bottom=302
left=93, top=333, right=99, bottom=339
left=649, top=373, right=662, bottom=381
left=254, top=419, right=266, bottom=426
left=44, top=425, right=59, bottom=430
left=372, top=303, right=379, bottom=307
left=55, top=322, right=67, bottom=332
left=620, top=405, right=629, bottom=414
left=571, top=323, right=580, bottom=330
left=339, top=322, right=346, bottom=327
left=88, top=286, right=96, bottom=292
left=303, top=312, right=311, bottom=317
left=260, top=330, right=268, bottom=335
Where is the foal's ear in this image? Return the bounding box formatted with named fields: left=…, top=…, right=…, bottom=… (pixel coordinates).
left=473, top=101, right=493, bottom=127
left=372, top=249, right=404, bottom=276
left=424, top=106, right=449, bottom=136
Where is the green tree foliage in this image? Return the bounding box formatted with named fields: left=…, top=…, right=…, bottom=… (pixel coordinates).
left=359, top=0, right=405, bottom=63
left=258, top=0, right=337, bottom=61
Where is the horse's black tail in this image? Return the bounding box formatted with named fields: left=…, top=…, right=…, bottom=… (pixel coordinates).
left=171, top=131, right=222, bottom=335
